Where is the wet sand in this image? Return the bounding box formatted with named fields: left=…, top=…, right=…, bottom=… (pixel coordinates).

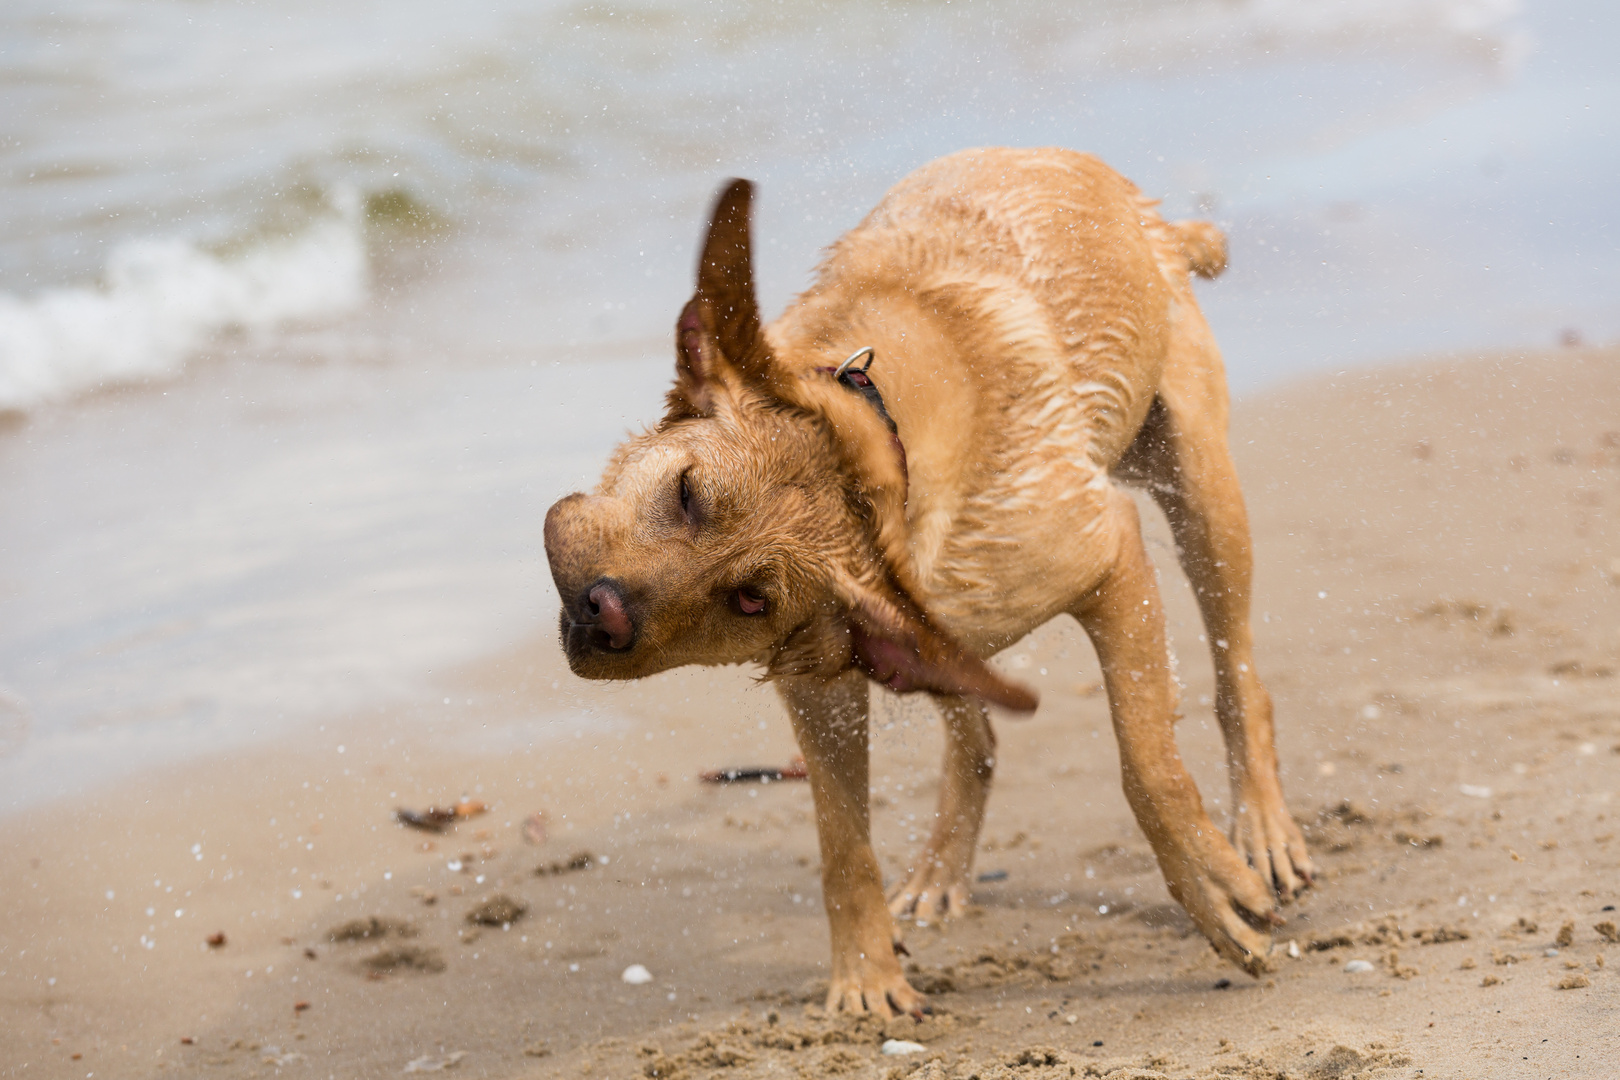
left=3, top=347, right=1617, bottom=1078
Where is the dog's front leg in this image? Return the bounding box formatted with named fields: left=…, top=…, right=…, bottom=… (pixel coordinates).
left=778, top=669, right=926, bottom=1018
left=1076, top=496, right=1280, bottom=976
left=889, top=694, right=993, bottom=925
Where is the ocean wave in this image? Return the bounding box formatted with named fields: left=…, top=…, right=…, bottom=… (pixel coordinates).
left=0, top=189, right=369, bottom=413
left=1055, top=0, right=1525, bottom=72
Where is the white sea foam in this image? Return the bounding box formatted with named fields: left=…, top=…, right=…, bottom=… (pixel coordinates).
left=0, top=190, right=368, bottom=412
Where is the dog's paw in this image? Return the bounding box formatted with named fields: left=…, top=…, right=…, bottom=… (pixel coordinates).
left=825, top=967, right=930, bottom=1019
left=1162, top=841, right=1282, bottom=977
left=1230, top=789, right=1315, bottom=901
left=887, top=860, right=972, bottom=925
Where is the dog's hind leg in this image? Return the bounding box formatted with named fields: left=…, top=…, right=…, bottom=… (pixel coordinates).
left=778, top=669, right=927, bottom=1018
left=1074, top=490, right=1280, bottom=975
left=888, top=694, right=994, bottom=925
left=1119, top=332, right=1314, bottom=899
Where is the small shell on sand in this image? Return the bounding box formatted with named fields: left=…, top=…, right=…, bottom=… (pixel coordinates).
left=403, top=1050, right=466, bottom=1072
left=881, top=1040, right=927, bottom=1055
left=1344, top=959, right=1375, bottom=973
left=622, top=964, right=654, bottom=985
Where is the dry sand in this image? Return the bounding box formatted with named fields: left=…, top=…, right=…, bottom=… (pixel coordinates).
left=3, top=348, right=1617, bottom=1079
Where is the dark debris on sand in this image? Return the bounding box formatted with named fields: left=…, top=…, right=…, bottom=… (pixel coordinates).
left=466, top=894, right=529, bottom=926
left=536, top=851, right=597, bottom=876
left=362, top=945, right=446, bottom=975
left=327, top=915, right=418, bottom=942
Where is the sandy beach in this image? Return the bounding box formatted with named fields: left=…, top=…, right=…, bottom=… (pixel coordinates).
left=3, top=346, right=1615, bottom=1079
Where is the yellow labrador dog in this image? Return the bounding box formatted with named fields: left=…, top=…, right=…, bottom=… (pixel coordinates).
left=544, top=147, right=1312, bottom=1017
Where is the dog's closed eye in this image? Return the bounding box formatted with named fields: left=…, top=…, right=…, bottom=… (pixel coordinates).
left=736, top=587, right=768, bottom=615
left=678, top=469, right=695, bottom=521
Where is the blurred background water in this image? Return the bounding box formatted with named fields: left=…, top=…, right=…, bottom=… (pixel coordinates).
left=0, top=0, right=1615, bottom=808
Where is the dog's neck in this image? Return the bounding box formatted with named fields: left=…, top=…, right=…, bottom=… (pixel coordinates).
left=761, top=293, right=981, bottom=601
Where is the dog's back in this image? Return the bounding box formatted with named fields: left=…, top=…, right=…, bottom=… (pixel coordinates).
left=770, top=148, right=1228, bottom=640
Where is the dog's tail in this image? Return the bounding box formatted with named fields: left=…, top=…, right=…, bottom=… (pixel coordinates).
left=1168, top=219, right=1228, bottom=280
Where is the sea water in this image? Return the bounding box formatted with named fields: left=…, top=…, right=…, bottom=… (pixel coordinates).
left=1, top=0, right=1615, bottom=809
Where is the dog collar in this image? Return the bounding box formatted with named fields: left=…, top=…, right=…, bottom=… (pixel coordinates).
left=823, top=346, right=907, bottom=491
left=831, top=347, right=898, bottom=436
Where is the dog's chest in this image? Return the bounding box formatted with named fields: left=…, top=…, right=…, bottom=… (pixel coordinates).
left=900, top=381, right=1128, bottom=649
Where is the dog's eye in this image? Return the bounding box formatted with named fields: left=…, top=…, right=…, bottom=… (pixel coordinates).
left=678, top=471, right=693, bottom=517
left=736, top=587, right=768, bottom=616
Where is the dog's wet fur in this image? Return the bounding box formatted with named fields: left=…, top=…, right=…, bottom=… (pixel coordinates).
left=545, top=148, right=1312, bottom=1016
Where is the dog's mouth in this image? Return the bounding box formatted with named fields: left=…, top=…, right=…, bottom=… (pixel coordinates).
left=562, top=615, right=637, bottom=656
left=558, top=616, right=644, bottom=684
left=556, top=576, right=641, bottom=668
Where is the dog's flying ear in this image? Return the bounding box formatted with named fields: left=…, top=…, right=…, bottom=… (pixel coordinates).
left=669, top=179, right=767, bottom=419
left=695, top=179, right=763, bottom=366
left=830, top=570, right=1039, bottom=713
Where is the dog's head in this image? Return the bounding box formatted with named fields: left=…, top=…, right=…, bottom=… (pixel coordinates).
left=543, top=181, right=1035, bottom=712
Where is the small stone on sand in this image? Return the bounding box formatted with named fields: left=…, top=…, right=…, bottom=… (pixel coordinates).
left=1344, top=959, right=1375, bottom=973
left=621, top=963, right=654, bottom=985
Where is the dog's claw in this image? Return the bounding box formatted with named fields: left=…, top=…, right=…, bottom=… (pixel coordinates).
left=1236, top=901, right=1286, bottom=933
left=889, top=990, right=929, bottom=1021
left=1231, top=787, right=1316, bottom=904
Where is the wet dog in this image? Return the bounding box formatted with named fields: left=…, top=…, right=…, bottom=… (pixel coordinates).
left=544, top=148, right=1312, bottom=1016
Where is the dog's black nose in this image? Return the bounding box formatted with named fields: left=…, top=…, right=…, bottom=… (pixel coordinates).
left=583, top=578, right=634, bottom=651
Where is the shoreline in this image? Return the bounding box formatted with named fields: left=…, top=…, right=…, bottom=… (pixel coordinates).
left=2, top=341, right=1606, bottom=819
